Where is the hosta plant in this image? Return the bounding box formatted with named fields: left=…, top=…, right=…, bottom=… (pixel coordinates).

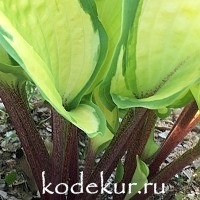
left=0, top=0, right=200, bottom=200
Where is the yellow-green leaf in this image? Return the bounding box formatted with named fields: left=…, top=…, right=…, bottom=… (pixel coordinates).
left=111, top=0, right=200, bottom=110
left=0, top=0, right=107, bottom=136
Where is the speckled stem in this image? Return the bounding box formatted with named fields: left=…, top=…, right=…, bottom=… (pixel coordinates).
left=0, top=83, right=51, bottom=197
left=80, top=108, right=150, bottom=200
left=149, top=101, right=200, bottom=178
left=114, top=110, right=157, bottom=200
left=50, top=108, right=66, bottom=200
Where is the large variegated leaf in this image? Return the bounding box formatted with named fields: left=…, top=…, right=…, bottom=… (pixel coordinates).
left=96, top=0, right=141, bottom=111
left=93, top=0, right=123, bottom=85
left=0, top=0, right=107, bottom=136
left=111, top=0, right=200, bottom=109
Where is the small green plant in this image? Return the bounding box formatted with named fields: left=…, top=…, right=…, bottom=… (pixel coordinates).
left=0, top=0, right=200, bottom=200
left=5, top=170, right=17, bottom=186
